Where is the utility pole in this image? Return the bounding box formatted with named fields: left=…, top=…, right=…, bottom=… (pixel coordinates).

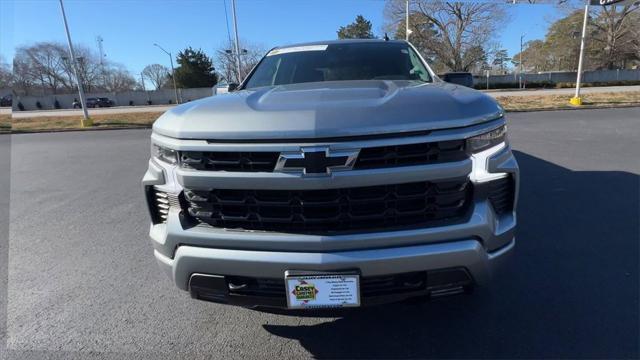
left=405, top=1, right=411, bottom=41
left=570, top=3, right=590, bottom=106
left=59, top=0, right=90, bottom=126
left=231, top=0, right=242, bottom=84
left=154, top=43, right=179, bottom=104
left=519, top=34, right=525, bottom=89
left=139, top=73, right=146, bottom=92
left=96, top=35, right=106, bottom=89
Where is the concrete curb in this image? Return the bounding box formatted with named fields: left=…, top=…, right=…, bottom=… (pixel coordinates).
left=505, top=103, right=640, bottom=113
left=10, top=125, right=152, bottom=135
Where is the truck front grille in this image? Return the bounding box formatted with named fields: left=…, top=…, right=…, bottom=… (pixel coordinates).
left=354, top=140, right=466, bottom=169
left=179, top=139, right=467, bottom=172
left=180, top=151, right=279, bottom=172
left=183, top=178, right=472, bottom=234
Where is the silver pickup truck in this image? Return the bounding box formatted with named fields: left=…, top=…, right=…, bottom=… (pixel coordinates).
left=143, top=39, right=518, bottom=309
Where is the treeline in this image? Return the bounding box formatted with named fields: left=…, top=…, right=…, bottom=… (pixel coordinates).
left=2, top=40, right=265, bottom=96
left=373, top=1, right=638, bottom=74
left=512, top=6, right=639, bottom=72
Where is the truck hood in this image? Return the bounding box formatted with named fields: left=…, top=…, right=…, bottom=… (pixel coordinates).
left=153, top=80, right=503, bottom=140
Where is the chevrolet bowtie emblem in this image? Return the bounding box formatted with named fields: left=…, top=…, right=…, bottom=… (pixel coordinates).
left=275, top=146, right=360, bottom=175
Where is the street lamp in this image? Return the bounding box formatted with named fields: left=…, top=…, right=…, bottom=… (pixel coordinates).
left=153, top=43, right=179, bottom=104
left=519, top=34, right=525, bottom=89
left=59, top=0, right=90, bottom=126
left=231, top=0, right=242, bottom=84
left=570, top=3, right=590, bottom=106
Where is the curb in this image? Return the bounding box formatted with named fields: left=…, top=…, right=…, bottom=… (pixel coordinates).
left=504, top=103, right=640, bottom=112
left=10, top=125, right=152, bottom=135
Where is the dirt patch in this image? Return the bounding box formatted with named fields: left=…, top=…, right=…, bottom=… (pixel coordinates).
left=11, top=111, right=163, bottom=132
left=0, top=114, right=11, bottom=133
left=497, top=91, right=640, bottom=111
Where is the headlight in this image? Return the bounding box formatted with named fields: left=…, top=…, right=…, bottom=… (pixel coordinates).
left=466, top=125, right=507, bottom=153
left=151, top=143, right=178, bottom=165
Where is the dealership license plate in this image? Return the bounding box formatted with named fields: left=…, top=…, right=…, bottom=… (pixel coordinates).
left=285, top=272, right=360, bottom=309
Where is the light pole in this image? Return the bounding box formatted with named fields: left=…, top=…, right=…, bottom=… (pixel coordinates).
left=153, top=43, right=179, bottom=104
left=405, top=1, right=410, bottom=41
left=59, top=0, right=90, bottom=126
left=519, top=34, right=525, bottom=89
left=231, top=0, right=242, bottom=83
left=139, top=73, right=146, bottom=92
left=570, top=3, right=590, bottom=106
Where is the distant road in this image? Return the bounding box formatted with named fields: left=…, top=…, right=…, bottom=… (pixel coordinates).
left=11, top=104, right=175, bottom=118
left=483, top=85, right=640, bottom=97
left=9, top=85, right=640, bottom=119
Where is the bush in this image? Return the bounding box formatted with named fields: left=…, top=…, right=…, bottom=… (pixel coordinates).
left=36, top=101, right=42, bottom=110
left=473, top=81, right=555, bottom=90
left=17, top=102, right=25, bottom=111
left=474, top=79, right=640, bottom=90
left=54, top=99, right=61, bottom=109
left=129, top=100, right=134, bottom=106
left=147, top=100, right=152, bottom=105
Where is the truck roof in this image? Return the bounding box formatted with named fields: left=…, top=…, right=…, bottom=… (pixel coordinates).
left=273, top=39, right=407, bottom=50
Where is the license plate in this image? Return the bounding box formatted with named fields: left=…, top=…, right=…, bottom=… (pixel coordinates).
left=285, top=271, right=360, bottom=309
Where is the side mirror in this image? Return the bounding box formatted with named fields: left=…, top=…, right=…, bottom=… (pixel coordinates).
left=442, top=72, right=474, bottom=88
left=227, top=83, right=239, bottom=92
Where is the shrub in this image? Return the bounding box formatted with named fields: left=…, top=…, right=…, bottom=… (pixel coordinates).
left=17, top=102, right=25, bottom=111
left=54, top=99, right=61, bottom=109
left=36, top=101, right=42, bottom=109
left=129, top=100, right=134, bottom=106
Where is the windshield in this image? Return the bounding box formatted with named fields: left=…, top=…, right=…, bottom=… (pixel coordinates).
left=244, top=42, right=432, bottom=89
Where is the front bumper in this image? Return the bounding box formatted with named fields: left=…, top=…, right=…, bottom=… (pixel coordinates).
left=143, top=122, right=519, bottom=307
left=154, top=237, right=514, bottom=308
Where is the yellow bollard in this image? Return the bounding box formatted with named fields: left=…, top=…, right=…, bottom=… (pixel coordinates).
left=569, top=97, right=582, bottom=106
left=81, top=118, right=93, bottom=128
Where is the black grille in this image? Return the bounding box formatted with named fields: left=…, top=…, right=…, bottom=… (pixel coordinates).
left=354, top=140, right=467, bottom=169
left=183, top=178, right=472, bottom=234
left=488, top=176, right=514, bottom=215
left=180, top=151, right=279, bottom=172
left=179, top=140, right=467, bottom=172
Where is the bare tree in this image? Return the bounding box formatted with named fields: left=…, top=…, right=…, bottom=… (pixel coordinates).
left=385, top=0, right=507, bottom=72
left=103, top=64, right=137, bottom=92
left=142, top=63, right=170, bottom=90
left=590, top=4, right=639, bottom=69
left=215, top=40, right=266, bottom=84
left=0, top=55, right=12, bottom=89
left=12, top=41, right=137, bottom=95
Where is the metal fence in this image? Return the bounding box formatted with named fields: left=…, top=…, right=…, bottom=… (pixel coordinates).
left=473, top=69, right=640, bottom=88
left=12, top=87, right=213, bottom=111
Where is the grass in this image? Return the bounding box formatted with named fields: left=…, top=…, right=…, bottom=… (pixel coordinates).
left=11, top=111, right=163, bottom=132
left=0, top=114, right=10, bottom=133
left=496, top=91, right=640, bottom=112
left=8, top=91, right=640, bottom=132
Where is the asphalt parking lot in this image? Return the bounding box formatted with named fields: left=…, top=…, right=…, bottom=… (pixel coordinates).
left=3, top=107, right=639, bottom=359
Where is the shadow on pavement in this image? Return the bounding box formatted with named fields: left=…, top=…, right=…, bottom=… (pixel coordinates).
left=262, top=150, right=639, bottom=359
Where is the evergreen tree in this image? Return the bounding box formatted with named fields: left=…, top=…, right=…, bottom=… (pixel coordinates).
left=337, top=15, right=375, bottom=39
left=174, top=47, right=218, bottom=88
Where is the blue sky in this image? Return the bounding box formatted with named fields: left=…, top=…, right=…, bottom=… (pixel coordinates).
left=1, top=0, right=560, bottom=75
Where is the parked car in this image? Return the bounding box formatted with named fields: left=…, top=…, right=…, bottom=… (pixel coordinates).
left=143, top=39, right=518, bottom=310
left=74, top=97, right=114, bottom=108
left=0, top=94, right=12, bottom=107
left=441, top=72, right=474, bottom=88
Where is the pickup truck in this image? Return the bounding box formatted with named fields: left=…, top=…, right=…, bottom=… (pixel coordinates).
left=143, top=39, right=518, bottom=309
